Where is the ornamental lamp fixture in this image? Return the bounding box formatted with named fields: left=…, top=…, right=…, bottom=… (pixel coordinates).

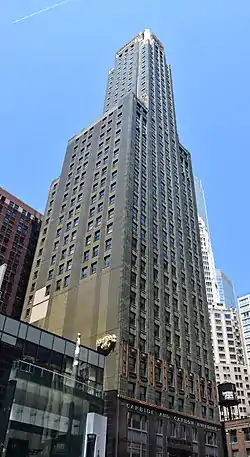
left=96, top=334, right=117, bottom=356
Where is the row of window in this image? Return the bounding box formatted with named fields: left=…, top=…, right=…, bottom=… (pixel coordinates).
left=0, top=197, right=33, bottom=219
left=81, top=255, right=111, bottom=278
left=44, top=133, right=119, bottom=287
left=127, top=382, right=213, bottom=417
left=127, top=412, right=211, bottom=443
left=44, top=254, right=113, bottom=295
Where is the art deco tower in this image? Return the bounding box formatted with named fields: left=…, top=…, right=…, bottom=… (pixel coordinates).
left=22, top=30, right=222, bottom=457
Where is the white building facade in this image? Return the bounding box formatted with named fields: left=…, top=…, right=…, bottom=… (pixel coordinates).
left=210, top=303, right=250, bottom=418
left=195, top=179, right=250, bottom=418
left=238, top=294, right=250, bottom=366
left=198, top=217, right=220, bottom=305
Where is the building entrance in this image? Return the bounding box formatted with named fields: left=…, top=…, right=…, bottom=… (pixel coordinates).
left=168, top=446, right=192, bottom=457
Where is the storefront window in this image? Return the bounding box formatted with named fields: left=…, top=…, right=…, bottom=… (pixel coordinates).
left=2, top=360, right=103, bottom=457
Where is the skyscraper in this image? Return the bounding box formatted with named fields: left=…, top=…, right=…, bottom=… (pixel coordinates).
left=194, top=177, right=219, bottom=306
left=216, top=269, right=237, bottom=309
left=22, top=30, right=222, bottom=456
left=194, top=177, right=210, bottom=232
left=0, top=188, right=42, bottom=318
left=198, top=216, right=220, bottom=306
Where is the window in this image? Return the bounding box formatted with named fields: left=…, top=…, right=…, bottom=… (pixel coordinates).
left=155, top=391, right=161, bottom=405
left=51, top=255, right=56, bottom=265
left=64, top=235, right=69, bottom=245
left=108, top=208, right=114, bottom=219
left=45, top=285, right=51, bottom=296
left=109, top=195, right=115, bottom=205
left=91, top=262, right=97, bottom=274
left=128, top=356, right=136, bottom=373
left=74, top=217, right=79, bottom=226
left=71, top=231, right=77, bottom=241
left=98, top=202, right=103, bottom=213
left=96, top=216, right=102, bottom=226
left=58, top=264, right=64, bottom=275
left=99, top=190, right=105, bottom=199
left=55, top=279, right=61, bottom=291
left=83, top=251, right=89, bottom=261
left=69, top=245, right=74, bottom=255
left=88, top=221, right=93, bottom=231
left=92, top=246, right=99, bottom=257
left=107, top=223, right=113, bottom=234
left=104, top=255, right=111, bottom=268
left=244, top=428, right=250, bottom=441
left=86, top=235, right=91, bottom=245
left=66, top=222, right=71, bottom=232
left=105, top=238, right=112, bottom=250
left=48, top=270, right=53, bottom=280
left=94, top=230, right=100, bottom=241
left=178, top=398, right=184, bottom=412
left=89, top=207, right=95, bottom=217
left=128, top=382, right=135, bottom=398
left=66, top=260, right=72, bottom=271
left=54, top=241, right=59, bottom=251
left=61, top=249, right=66, bottom=260
left=140, top=386, right=147, bottom=401
left=81, top=267, right=88, bottom=278
left=110, top=182, right=116, bottom=192
left=64, top=275, right=70, bottom=287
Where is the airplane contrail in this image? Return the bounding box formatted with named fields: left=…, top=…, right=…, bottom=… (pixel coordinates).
left=12, top=0, right=73, bottom=24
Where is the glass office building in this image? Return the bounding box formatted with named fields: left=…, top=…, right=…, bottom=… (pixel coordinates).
left=216, top=269, right=237, bottom=309
left=0, top=313, right=105, bottom=457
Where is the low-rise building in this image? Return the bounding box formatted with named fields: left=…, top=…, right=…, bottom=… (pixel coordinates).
left=0, top=313, right=107, bottom=457
left=225, top=417, right=250, bottom=457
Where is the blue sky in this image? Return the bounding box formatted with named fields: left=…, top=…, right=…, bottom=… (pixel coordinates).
left=1, top=0, right=250, bottom=297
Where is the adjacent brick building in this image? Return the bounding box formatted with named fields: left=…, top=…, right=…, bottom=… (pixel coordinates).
left=0, top=188, right=42, bottom=318
left=225, top=417, right=250, bottom=456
